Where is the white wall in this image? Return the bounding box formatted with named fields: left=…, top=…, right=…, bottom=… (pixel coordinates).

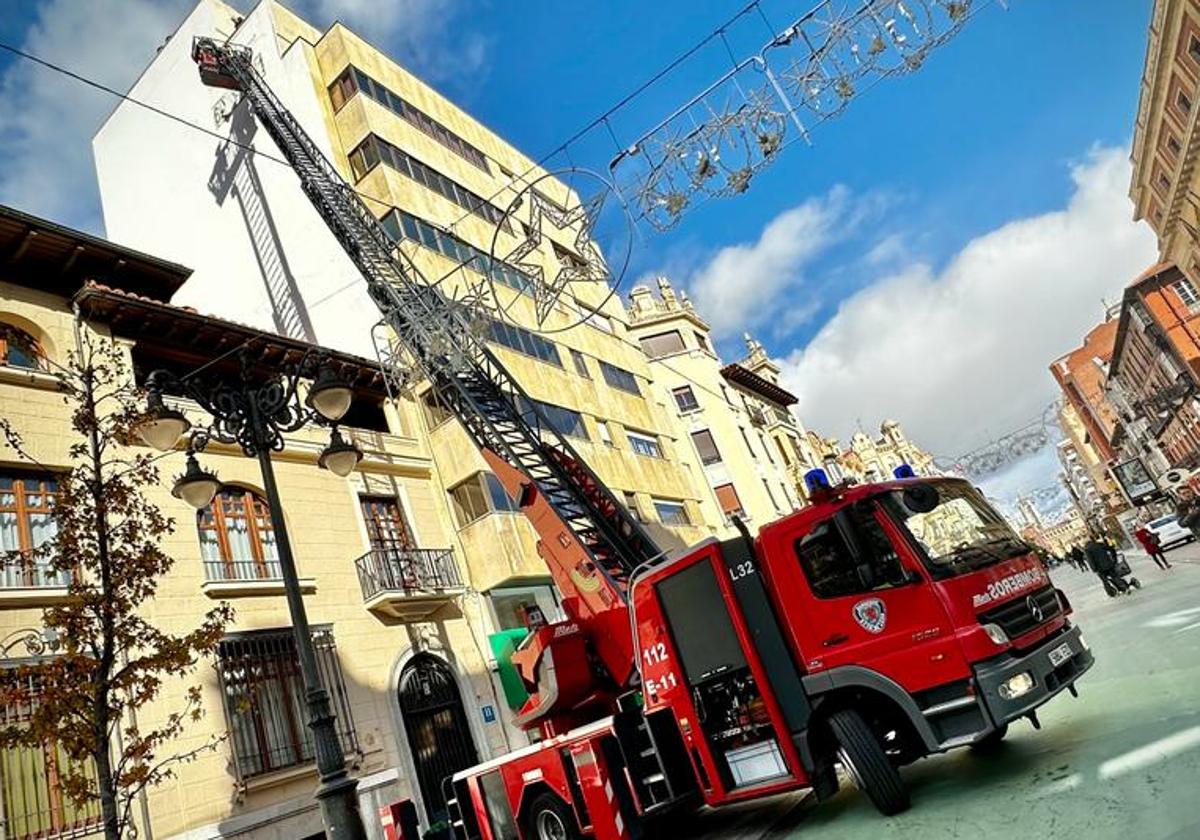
left=93, top=0, right=381, bottom=358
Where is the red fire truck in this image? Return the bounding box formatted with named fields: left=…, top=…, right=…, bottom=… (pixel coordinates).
left=448, top=463, right=1092, bottom=840
left=189, top=38, right=1094, bottom=840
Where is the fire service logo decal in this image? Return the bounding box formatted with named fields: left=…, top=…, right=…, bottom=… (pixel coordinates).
left=853, top=598, right=887, bottom=634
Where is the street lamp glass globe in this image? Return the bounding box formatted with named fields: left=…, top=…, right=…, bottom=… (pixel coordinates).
left=138, top=408, right=190, bottom=452
left=172, top=454, right=221, bottom=510
left=318, top=428, right=363, bottom=478
left=308, top=367, right=353, bottom=422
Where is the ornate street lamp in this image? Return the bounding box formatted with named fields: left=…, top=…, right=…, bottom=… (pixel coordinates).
left=136, top=390, right=191, bottom=452
left=171, top=451, right=221, bottom=509
left=134, top=348, right=365, bottom=839
left=318, top=427, right=362, bottom=478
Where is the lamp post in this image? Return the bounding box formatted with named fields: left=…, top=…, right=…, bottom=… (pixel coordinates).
left=135, top=348, right=365, bottom=839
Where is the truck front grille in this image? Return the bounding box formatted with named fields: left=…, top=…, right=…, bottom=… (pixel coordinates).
left=978, top=585, right=1062, bottom=641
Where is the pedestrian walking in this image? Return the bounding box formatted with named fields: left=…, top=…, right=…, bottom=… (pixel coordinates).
left=1070, top=545, right=1087, bottom=572
left=1175, top=487, right=1200, bottom=540
left=1134, top=526, right=1171, bottom=571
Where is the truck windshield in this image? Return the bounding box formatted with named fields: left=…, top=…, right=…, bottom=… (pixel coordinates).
left=887, top=481, right=1030, bottom=576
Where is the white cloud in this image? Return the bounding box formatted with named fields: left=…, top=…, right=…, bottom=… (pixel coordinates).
left=680, top=186, right=849, bottom=340
left=0, top=0, right=192, bottom=230
left=780, top=146, right=1157, bottom=460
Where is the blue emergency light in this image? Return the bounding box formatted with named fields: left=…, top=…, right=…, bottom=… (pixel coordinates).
left=804, top=468, right=830, bottom=494
left=893, top=464, right=916, bottom=479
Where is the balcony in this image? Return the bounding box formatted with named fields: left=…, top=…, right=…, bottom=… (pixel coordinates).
left=0, top=556, right=73, bottom=606
left=201, top=559, right=316, bottom=598
left=355, top=544, right=464, bottom=620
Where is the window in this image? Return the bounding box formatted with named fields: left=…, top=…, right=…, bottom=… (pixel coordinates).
left=448, top=472, right=518, bottom=527
left=420, top=389, right=454, bottom=428
left=0, top=473, right=62, bottom=588
left=623, top=491, right=643, bottom=522
left=1, top=675, right=101, bottom=839
left=690, top=430, right=722, bottom=465
left=579, top=304, right=613, bottom=334
left=720, top=384, right=733, bottom=404
left=1168, top=133, right=1183, bottom=157
left=487, top=320, right=562, bottom=366
left=359, top=496, right=415, bottom=551
left=794, top=504, right=906, bottom=599
left=569, top=349, right=591, bottom=378
left=600, top=361, right=640, bottom=395
left=1158, top=171, right=1173, bottom=192
left=762, top=479, right=782, bottom=514
left=1190, top=34, right=1200, bottom=64
left=0, top=325, right=43, bottom=371
left=888, top=480, right=1027, bottom=579
left=526, top=399, right=587, bottom=439
left=216, top=627, right=358, bottom=780
left=653, top=499, right=691, bottom=526
left=776, top=438, right=792, bottom=465
left=197, top=487, right=281, bottom=582
left=1173, top=277, right=1200, bottom=310
left=331, top=66, right=490, bottom=172
left=551, top=241, right=588, bottom=270
left=1179, top=88, right=1193, bottom=114
left=694, top=332, right=712, bottom=354
left=383, top=210, right=534, bottom=295
left=627, top=431, right=663, bottom=458
left=714, top=483, right=745, bottom=520
left=347, top=135, right=507, bottom=230
left=672, top=386, right=700, bottom=413
left=759, top=432, right=775, bottom=464
left=638, top=330, right=685, bottom=359
left=739, top=427, right=756, bottom=458
left=488, top=582, right=564, bottom=631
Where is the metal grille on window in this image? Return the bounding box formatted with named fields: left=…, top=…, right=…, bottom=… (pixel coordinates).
left=1, top=670, right=102, bottom=840
left=215, top=628, right=358, bottom=782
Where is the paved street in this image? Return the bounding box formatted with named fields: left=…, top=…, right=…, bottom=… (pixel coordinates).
left=684, top=544, right=1200, bottom=840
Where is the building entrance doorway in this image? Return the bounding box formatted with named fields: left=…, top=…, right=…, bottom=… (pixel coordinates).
left=398, top=653, right=479, bottom=822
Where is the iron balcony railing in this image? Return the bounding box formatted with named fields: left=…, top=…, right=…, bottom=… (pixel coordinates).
left=355, top=544, right=462, bottom=601
left=0, top=554, right=74, bottom=589
left=203, top=559, right=284, bottom=583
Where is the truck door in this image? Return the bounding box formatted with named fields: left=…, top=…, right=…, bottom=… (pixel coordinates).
left=773, top=500, right=968, bottom=692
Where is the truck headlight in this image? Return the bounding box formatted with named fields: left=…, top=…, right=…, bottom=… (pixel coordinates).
left=982, top=623, right=1009, bottom=645
left=998, top=672, right=1034, bottom=700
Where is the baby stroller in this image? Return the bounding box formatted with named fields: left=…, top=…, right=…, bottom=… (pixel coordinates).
left=1102, top=552, right=1142, bottom=597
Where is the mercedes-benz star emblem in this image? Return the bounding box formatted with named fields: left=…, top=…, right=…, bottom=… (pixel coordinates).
left=1026, top=594, right=1044, bottom=622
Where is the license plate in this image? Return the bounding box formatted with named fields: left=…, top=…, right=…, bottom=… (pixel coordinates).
left=1048, top=642, right=1073, bottom=668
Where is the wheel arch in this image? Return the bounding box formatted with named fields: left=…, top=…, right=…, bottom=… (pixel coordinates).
left=516, top=781, right=582, bottom=838
left=803, top=666, right=941, bottom=754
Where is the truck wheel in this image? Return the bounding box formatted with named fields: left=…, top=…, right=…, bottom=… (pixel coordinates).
left=828, top=708, right=911, bottom=816
left=525, top=792, right=581, bottom=840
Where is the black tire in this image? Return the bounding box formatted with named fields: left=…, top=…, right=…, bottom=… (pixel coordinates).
left=970, top=724, right=1008, bottom=753
left=828, top=708, right=911, bottom=816
left=1130, top=577, right=1142, bottom=590
left=525, top=792, right=581, bottom=840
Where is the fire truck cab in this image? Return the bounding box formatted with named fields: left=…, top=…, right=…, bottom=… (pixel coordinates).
left=448, top=474, right=1093, bottom=839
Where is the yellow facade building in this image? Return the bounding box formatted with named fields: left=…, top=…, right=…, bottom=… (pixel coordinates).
left=1131, top=0, right=1200, bottom=275
left=0, top=205, right=510, bottom=839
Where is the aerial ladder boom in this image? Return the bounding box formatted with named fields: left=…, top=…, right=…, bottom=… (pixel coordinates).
left=191, top=39, right=658, bottom=730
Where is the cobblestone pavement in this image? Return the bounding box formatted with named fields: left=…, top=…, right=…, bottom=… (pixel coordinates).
left=682, top=542, right=1200, bottom=840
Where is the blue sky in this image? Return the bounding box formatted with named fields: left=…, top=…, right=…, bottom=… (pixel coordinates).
left=0, top=0, right=1161, bottom=496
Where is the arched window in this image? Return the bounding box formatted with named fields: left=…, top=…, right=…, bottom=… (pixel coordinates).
left=197, top=487, right=280, bottom=582
left=0, top=324, right=44, bottom=371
